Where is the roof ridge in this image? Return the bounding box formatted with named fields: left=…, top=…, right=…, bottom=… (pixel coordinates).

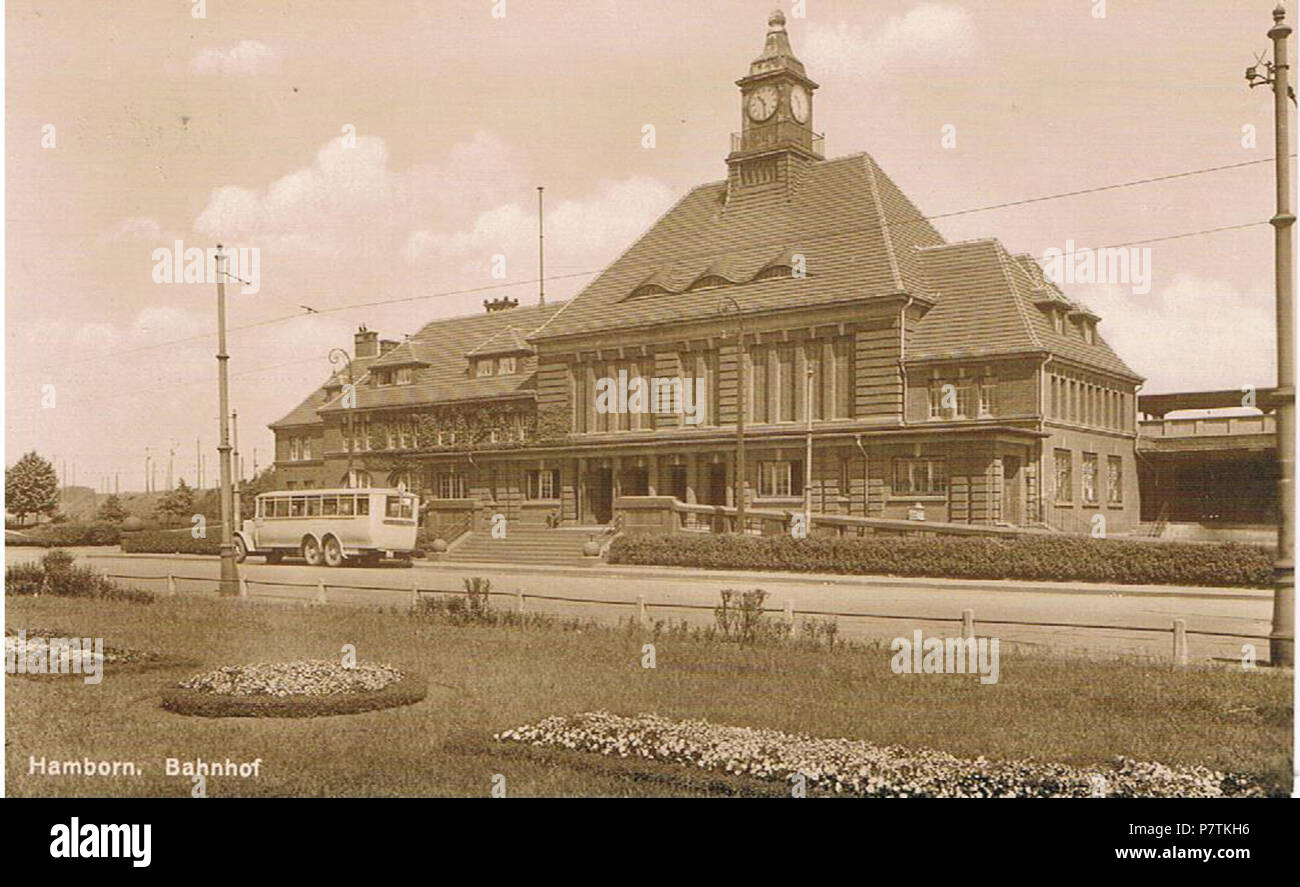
left=991, top=241, right=1044, bottom=352
left=861, top=155, right=904, bottom=292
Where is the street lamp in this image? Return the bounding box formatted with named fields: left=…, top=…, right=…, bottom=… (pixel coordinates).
left=213, top=245, right=238, bottom=597
left=329, top=348, right=355, bottom=487
left=805, top=363, right=814, bottom=534
left=1245, top=4, right=1295, bottom=667
left=717, top=296, right=747, bottom=533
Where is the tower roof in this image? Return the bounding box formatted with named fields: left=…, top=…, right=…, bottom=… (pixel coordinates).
left=747, top=9, right=807, bottom=79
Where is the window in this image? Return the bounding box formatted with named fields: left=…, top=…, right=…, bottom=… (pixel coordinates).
left=892, top=458, right=947, bottom=496
left=929, top=380, right=972, bottom=420
left=1082, top=453, right=1098, bottom=504
left=396, top=368, right=413, bottom=385
left=978, top=377, right=996, bottom=417
left=1107, top=456, right=1123, bottom=505
left=525, top=469, right=559, bottom=500
left=290, top=496, right=306, bottom=517
left=399, top=422, right=413, bottom=449
left=758, top=461, right=792, bottom=498
left=437, top=472, right=467, bottom=499
left=357, top=495, right=370, bottom=516
left=306, top=496, right=322, bottom=517
left=342, top=469, right=371, bottom=488
left=476, top=360, right=493, bottom=378
left=289, top=438, right=301, bottom=461
left=375, top=370, right=394, bottom=386
left=385, top=496, right=415, bottom=519
left=301, top=438, right=312, bottom=460
left=497, top=356, right=517, bottom=376
left=322, top=496, right=338, bottom=516
left=338, top=496, right=355, bottom=516
left=1054, top=449, right=1073, bottom=503
left=777, top=346, right=796, bottom=422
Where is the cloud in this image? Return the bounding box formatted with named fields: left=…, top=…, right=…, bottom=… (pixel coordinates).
left=100, top=216, right=162, bottom=244
left=189, top=41, right=278, bottom=77
left=1075, top=274, right=1275, bottom=393
left=804, top=4, right=977, bottom=81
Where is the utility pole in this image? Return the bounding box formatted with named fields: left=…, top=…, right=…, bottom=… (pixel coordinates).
left=329, top=348, right=355, bottom=485
left=232, top=410, right=241, bottom=522
left=1248, top=4, right=1296, bottom=667
left=167, top=444, right=175, bottom=491
left=537, top=186, right=546, bottom=307
left=214, top=245, right=239, bottom=596
left=719, top=297, right=747, bottom=533
left=805, top=363, right=814, bottom=534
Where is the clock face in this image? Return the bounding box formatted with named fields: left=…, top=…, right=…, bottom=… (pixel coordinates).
left=790, top=85, right=810, bottom=124
left=747, top=85, right=778, bottom=122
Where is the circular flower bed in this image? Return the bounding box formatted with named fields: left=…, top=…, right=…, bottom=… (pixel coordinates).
left=162, top=660, right=427, bottom=718
left=5, top=626, right=171, bottom=677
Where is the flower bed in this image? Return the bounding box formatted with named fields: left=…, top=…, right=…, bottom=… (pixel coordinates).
left=495, top=711, right=1268, bottom=798
left=162, top=660, right=427, bottom=718
left=607, top=533, right=1273, bottom=588
left=4, top=522, right=122, bottom=547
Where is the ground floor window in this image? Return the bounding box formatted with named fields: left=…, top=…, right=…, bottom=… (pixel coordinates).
left=892, top=458, right=947, bottom=496
left=437, top=471, right=467, bottom=499
left=526, top=468, right=560, bottom=500
left=341, top=469, right=372, bottom=489
left=1053, top=449, right=1072, bottom=503
left=1107, top=455, right=1123, bottom=504
left=757, top=460, right=803, bottom=498
left=1081, top=453, right=1099, bottom=504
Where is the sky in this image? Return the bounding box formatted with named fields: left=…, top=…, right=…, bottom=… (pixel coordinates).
left=4, top=0, right=1295, bottom=493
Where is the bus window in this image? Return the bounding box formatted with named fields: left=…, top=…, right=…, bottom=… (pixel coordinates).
left=256, top=499, right=264, bottom=518
left=322, top=496, right=338, bottom=516
left=402, top=497, right=415, bottom=519
left=290, top=497, right=306, bottom=517
left=307, top=496, right=322, bottom=517
left=339, top=496, right=355, bottom=516
left=386, top=496, right=401, bottom=518
left=272, top=498, right=287, bottom=518
left=357, top=496, right=370, bottom=516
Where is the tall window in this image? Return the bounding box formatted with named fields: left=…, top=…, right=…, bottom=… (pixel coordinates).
left=1054, top=449, right=1073, bottom=503
left=1107, top=455, right=1123, bottom=504
left=777, top=346, right=796, bottom=423
left=525, top=468, right=559, bottom=500
left=437, top=471, right=467, bottom=499
left=928, top=380, right=972, bottom=420
left=893, top=458, right=947, bottom=495
left=751, top=349, right=769, bottom=423
left=395, top=368, right=413, bottom=385
left=978, top=376, right=996, bottom=417
left=289, top=438, right=301, bottom=461
left=1082, top=453, right=1098, bottom=504
left=757, top=460, right=802, bottom=498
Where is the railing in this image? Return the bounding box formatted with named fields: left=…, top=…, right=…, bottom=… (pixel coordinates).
left=101, top=569, right=1273, bottom=662
left=730, top=124, right=824, bottom=156
left=1138, top=414, right=1276, bottom=439
left=615, top=496, right=1049, bottom=539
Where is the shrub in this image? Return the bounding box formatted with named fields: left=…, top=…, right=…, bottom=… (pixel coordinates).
left=607, top=533, right=1273, bottom=588
left=4, top=549, right=152, bottom=604
left=3, top=521, right=122, bottom=547
left=119, top=530, right=221, bottom=555
left=714, top=589, right=791, bottom=646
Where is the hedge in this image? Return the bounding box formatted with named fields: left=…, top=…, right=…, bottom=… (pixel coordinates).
left=119, top=530, right=221, bottom=555
left=5, top=550, right=154, bottom=604
left=160, top=673, right=429, bottom=718
left=4, top=521, right=121, bottom=547
left=606, top=533, right=1274, bottom=589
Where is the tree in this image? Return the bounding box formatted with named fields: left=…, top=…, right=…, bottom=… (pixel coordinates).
left=96, top=494, right=128, bottom=523
left=5, top=451, right=59, bottom=526
left=154, top=479, right=196, bottom=527
left=239, top=466, right=279, bottom=520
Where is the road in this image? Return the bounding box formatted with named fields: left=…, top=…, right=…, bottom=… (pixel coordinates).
left=5, top=546, right=1276, bottom=662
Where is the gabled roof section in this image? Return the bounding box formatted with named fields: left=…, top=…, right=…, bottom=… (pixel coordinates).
left=910, top=241, right=1142, bottom=381
left=270, top=302, right=565, bottom=429
left=533, top=152, right=946, bottom=341
left=369, top=339, right=431, bottom=369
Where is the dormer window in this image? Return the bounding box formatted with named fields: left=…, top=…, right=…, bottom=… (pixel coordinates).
left=1052, top=311, right=1065, bottom=335
left=375, top=370, right=393, bottom=386
left=497, top=356, right=517, bottom=375
left=629, top=283, right=670, bottom=300
left=396, top=367, right=413, bottom=385
left=688, top=275, right=729, bottom=292
left=477, top=360, right=494, bottom=378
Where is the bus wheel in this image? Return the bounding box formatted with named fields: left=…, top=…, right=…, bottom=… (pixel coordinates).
left=233, top=536, right=247, bottom=564
left=302, top=536, right=324, bottom=567
left=323, top=536, right=345, bottom=568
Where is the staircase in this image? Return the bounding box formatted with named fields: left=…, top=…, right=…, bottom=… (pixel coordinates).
left=439, top=526, right=605, bottom=566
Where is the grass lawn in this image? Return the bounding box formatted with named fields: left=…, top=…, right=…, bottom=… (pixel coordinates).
left=5, top=593, right=1293, bottom=797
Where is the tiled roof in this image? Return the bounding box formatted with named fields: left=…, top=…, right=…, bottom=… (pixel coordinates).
left=910, top=240, right=1142, bottom=381
left=531, top=153, right=946, bottom=341
left=268, top=303, right=564, bottom=429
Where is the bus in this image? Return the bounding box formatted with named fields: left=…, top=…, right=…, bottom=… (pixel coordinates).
left=234, top=488, right=421, bottom=567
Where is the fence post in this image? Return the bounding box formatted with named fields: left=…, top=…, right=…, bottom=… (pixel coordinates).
left=636, top=594, right=646, bottom=626
left=166, top=573, right=176, bottom=597
left=517, top=589, right=526, bottom=614
left=784, top=599, right=795, bottom=625
left=314, top=580, right=327, bottom=606
left=410, top=585, right=419, bottom=609
left=239, top=577, right=249, bottom=598
left=1173, top=619, right=1188, bottom=665
left=962, top=608, right=974, bottom=641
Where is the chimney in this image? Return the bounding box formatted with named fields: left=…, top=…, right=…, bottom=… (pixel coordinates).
left=379, top=339, right=399, bottom=355
left=354, top=325, right=379, bottom=358
left=483, top=296, right=519, bottom=313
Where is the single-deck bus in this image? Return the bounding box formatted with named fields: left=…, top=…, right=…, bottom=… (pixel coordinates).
left=234, top=488, right=421, bottom=567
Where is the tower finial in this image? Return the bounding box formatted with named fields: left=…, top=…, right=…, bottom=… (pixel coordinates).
left=769, top=8, right=786, bottom=30
left=1274, top=3, right=1286, bottom=23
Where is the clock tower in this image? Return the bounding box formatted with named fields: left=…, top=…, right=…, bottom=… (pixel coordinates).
left=726, top=10, right=822, bottom=197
